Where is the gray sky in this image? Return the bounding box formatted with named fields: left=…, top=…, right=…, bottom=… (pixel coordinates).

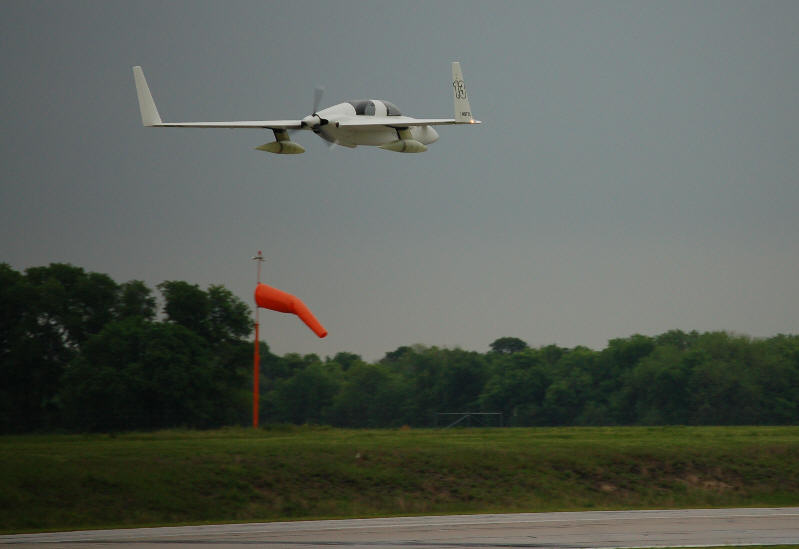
left=2, top=1, right=798, bottom=361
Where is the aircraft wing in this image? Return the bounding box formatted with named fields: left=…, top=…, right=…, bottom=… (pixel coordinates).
left=337, top=116, right=481, bottom=128
left=156, top=121, right=303, bottom=129
left=134, top=66, right=302, bottom=129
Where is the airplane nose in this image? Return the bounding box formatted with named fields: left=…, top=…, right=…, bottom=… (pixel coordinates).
left=301, top=113, right=329, bottom=132
left=301, top=114, right=319, bottom=128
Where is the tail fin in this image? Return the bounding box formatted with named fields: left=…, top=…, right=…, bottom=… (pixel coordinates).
left=132, top=66, right=163, bottom=126
left=451, top=62, right=475, bottom=123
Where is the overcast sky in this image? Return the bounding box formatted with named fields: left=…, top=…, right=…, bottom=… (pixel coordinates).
left=2, top=1, right=798, bottom=361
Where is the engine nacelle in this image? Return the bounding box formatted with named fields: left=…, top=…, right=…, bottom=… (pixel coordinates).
left=378, top=139, right=427, bottom=153
left=412, top=125, right=440, bottom=145
left=255, top=141, right=306, bottom=154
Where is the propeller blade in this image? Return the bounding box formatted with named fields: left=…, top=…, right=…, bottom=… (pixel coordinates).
left=313, top=86, right=325, bottom=114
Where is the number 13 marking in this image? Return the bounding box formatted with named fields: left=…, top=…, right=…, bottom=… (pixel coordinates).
left=453, top=80, right=466, bottom=99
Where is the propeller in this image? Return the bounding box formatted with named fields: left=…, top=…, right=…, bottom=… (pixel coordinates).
left=313, top=86, right=324, bottom=113
left=301, top=86, right=328, bottom=132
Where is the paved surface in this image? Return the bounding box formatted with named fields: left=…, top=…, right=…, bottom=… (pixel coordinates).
left=2, top=507, right=799, bottom=548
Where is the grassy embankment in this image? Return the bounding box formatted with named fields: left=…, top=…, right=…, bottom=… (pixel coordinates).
left=1, top=425, right=798, bottom=533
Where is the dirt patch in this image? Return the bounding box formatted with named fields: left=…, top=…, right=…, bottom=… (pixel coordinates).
left=681, top=473, right=734, bottom=492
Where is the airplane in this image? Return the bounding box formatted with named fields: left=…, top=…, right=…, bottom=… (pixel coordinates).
left=132, top=62, right=479, bottom=154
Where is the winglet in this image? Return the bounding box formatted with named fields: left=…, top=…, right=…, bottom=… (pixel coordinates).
left=451, top=62, right=476, bottom=124
left=132, top=66, right=163, bottom=126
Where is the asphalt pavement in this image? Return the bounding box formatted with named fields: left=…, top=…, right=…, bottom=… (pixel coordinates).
left=3, top=507, right=799, bottom=548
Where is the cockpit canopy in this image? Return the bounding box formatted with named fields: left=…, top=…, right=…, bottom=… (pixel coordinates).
left=347, top=100, right=402, bottom=116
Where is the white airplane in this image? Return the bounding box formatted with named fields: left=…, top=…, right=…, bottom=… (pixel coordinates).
left=133, top=62, right=479, bottom=154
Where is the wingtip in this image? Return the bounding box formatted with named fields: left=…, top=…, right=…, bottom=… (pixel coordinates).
left=132, top=66, right=163, bottom=126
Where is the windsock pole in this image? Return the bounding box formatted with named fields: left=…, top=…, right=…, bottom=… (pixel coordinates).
left=251, top=251, right=265, bottom=428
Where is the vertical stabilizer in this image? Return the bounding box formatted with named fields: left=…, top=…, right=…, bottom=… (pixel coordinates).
left=132, top=66, right=163, bottom=126
left=451, top=62, right=474, bottom=123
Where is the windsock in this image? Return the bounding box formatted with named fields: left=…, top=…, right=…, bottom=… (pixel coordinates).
left=254, top=283, right=327, bottom=338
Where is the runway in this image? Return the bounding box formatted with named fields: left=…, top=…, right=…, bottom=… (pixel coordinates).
left=2, top=507, right=799, bottom=548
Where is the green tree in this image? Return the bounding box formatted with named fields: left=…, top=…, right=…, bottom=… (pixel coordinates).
left=329, top=363, right=410, bottom=427
left=617, top=345, right=691, bottom=424
left=329, top=351, right=363, bottom=370
left=541, top=346, right=596, bottom=424
left=479, top=349, right=551, bottom=425
left=272, top=361, right=343, bottom=424
left=207, top=284, right=251, bottom=345
left=0, top=264, right=42, bottom=432
left=753, top=335, right=799, bottom=423
left=60, top=318, right=239, bottom=431
left=489, top=337, right=529, bottom=354
left=158, top=281, right=209, bottom=338
left=438, top=349, right=489, bottom=412
left=1, top=263, right=120, bottom=431
left=158, top=281, right=251, bottom=347
left=157, top=281, right=252, bottom=414
left=387, top=345, right=445, bottom=425
left=25, top=263, right=119, bottom=348
left=542, top=380, right=580, bottom=424
left=117, top=280, right=156, bottom=321
left=381, top=345, right=414, bottom=364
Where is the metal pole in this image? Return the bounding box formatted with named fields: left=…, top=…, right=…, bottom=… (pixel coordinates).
left=253, top=320, right=259, bottom=428
left=251, top=251, right=265, bottom=428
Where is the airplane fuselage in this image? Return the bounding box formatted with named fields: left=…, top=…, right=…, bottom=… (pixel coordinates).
left=312, top=100, right=440, bottom=148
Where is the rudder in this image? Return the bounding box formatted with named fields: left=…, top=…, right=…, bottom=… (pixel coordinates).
left=451, top=62, right=474, bottom=123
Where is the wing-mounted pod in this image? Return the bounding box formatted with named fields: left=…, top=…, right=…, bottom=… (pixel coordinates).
left=256, top=129, right=306, bottom=154
left=379, top=140, right=427, bottom=153
left=379, top=128, right=428, bottom=153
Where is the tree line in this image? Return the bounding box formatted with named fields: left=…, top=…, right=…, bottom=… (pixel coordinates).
left=2, top=263, right=798, bottom=433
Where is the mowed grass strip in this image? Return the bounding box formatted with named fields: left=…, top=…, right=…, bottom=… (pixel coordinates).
left=1, top=426, right=798, bottom=533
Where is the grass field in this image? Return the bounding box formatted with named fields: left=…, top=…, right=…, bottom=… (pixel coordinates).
left=1, top=426, right=798, bottom=533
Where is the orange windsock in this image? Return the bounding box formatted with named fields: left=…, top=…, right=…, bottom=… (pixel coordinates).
left=254, top=283, right=328, bottom=338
